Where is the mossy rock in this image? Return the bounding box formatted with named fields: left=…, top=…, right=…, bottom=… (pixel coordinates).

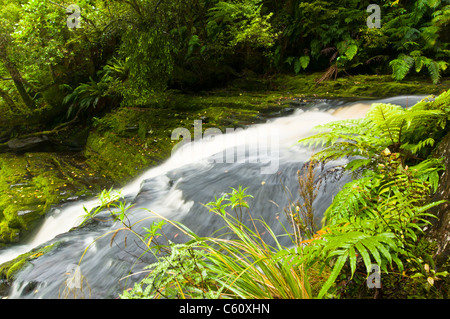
left=0, top=152, right=109, bottom=244
left=0, top=242, right=60, bottom=296
left=270, top=73, right=450, bottom=98
left=6, top=259, right=28, bottom=281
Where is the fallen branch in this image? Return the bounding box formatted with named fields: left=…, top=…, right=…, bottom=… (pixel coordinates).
left=0, top=107, right=83, bottom=151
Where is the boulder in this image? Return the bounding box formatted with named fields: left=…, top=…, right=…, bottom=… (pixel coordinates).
left=7, top=136, right=51, bottom=153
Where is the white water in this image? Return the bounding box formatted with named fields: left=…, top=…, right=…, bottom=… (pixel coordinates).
left=0, top=104, right=344, bottom=265
left=0, top=95, right=428, bottom=298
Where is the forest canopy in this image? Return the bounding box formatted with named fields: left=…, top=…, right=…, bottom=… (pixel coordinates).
left=0, top=0, right=449, bottom=138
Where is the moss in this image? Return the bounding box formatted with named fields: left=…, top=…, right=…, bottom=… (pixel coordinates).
left=82, top=73, right=450, bottom=187
left=0, top=152, right=109, bottom=244
left=85, top=107, right=171, bottom=185
left=0, top=242, right=60, bottom=286
left=269, top=73, right=450, bottom=98
left=6, top=259, right=28, bottom=280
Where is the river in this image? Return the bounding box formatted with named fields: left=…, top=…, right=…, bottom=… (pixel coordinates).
left=0, top=95, right=427, bottom=298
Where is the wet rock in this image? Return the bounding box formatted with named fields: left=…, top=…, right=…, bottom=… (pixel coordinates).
left=9, top=183, right=31, bottom=189
left=21, top=280, right=39, bottom=295
left=17, top=210, right=35, bottom=217
left=0, top=279, right=10, bottom=297
left=7, top=136, right=51, bottom=153
left=281, top=107, right=295, bottom=115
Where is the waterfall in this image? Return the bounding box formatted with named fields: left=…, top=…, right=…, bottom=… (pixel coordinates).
left=0, top=96, right=427, bottom=298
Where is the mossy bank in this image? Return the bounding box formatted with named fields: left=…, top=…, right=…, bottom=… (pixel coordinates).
left=0, top=73, right=449, bottom=284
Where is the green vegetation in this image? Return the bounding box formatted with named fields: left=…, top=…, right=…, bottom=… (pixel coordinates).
left=0, top=0, right=449, bottom=299
left=0, top=152, right=107, bottom=244
left=1, top=0, right=449, bottom=134
left=0, top=242, right=59, bottom=280
left=72, top=91, right=449, bottom=299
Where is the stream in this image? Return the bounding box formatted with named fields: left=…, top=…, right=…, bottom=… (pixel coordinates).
left=0, top=95, right=427, bottom=299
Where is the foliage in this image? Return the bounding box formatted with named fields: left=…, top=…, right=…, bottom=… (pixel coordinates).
left=120, top=240, right=224, bottom=299
left=301, top=152, right=447, bottom=298
left=0, top=0, right=449, bottom=134
left=296, top=90, right=450, bottom=298
left=118, top=187, right=312, bottom=299
left=390, top=52, right=448, bottom=84
left=208, top=0, right=279, bottom=50
left=62, top=71, right=114, bottom=119
left=299, top=91, right=450, bottom=170
left=117, top=26, right=173, bottom=106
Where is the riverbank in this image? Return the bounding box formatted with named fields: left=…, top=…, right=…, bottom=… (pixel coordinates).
left=1, top=73, right=449, bottom=295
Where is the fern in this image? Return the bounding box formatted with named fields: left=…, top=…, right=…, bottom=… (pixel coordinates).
left=299, top=95, right=448, bottom=170
left=426, top=60, right=442, bottom=84
left=294, top=55, right=310, bottom=73
left=390, top=52, right=447, bottom=84
left=298, top=91, right=449, bottom=297
left=344, top=44, right=358, bottom=61
left=303, top=228, right=401, bottom=298
left=305, top=153, right=446, bottom=298
left=390, top=54, right=414, bottom=81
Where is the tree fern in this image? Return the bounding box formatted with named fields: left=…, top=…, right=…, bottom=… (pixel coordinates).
left=303, top=229, right=401, bottom=298
left=299, top=95, right=448, bottom=170
left=426, top=60, right=442, bottom=84
left=389, top=52, right=447, bottom=84
left=390, top=54, right=414, bottom=81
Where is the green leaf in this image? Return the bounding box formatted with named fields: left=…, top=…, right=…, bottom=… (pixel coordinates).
left=390, top=55, right=414, bottom=81
left=348, top=246, right=357, bottom=279
left=294, top=59, right=301, bottom=74
left=318, top=252, right=348, bottom=298
left=361, top=237, right=382, bottom=267
left=426, top=60, right=441, bottom=84
left=346, top=159, right=371, bottom=172
left=299, top=55, right=310, bottom=70
left=355, top=241, right=372, bottom=272
left=345, top=44, right=358, bottom=61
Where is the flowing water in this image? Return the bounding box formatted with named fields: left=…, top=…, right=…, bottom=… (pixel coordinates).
left=0, top=95, right=427, bottom=299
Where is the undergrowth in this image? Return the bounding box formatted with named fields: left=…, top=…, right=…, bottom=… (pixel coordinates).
left=73, top=91, right=450, bottom=299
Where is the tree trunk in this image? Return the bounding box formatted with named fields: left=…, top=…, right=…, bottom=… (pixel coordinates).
left=0, top=87, right=18, bottom=111
left=4, top=61, right=35, bottom=109
left=0, top=35, right=35, bottom=110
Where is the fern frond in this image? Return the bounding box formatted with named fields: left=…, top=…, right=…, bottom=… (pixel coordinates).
left=345, top=44, right=358, bottom=61
left=409, top=158, right=445, bottom=192
left=401, top=138, right=435, bottom=154
left=389, top=55, right=414, bottom=80
left=323, top=176, right=374, bottom=224
left=311, top=230, right=399, bottom=298
left=366, top=103, right=406, bottom=143
left=426, top=60, right=441, bottom=84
